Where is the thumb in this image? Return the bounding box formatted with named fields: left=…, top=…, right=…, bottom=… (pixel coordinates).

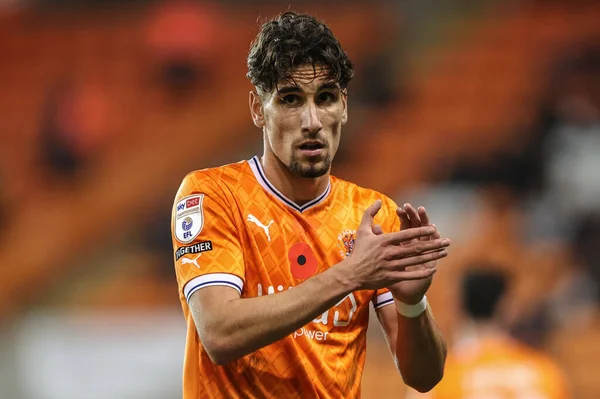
left=358, top=200, right=382, bottom=233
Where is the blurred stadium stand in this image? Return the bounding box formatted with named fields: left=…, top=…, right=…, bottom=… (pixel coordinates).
left=0, top=0, right=599, bottom=398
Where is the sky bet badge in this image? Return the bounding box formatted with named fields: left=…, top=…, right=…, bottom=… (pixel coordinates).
left=174, top=194, right=205, bottom=243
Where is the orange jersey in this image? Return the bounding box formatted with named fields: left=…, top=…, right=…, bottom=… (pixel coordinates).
left=171, top=156, right=400, bottom=399
left=409, top=335, right=570, bottom=399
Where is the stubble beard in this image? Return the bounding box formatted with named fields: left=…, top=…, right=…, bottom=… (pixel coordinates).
left=288, top=152, right=332, bottom=178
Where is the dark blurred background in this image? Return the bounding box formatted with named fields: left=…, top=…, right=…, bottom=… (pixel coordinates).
left=0, top=0, right=599, bottom=398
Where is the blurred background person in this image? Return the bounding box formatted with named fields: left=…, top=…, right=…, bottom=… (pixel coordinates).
left=144, top=0, right=220, bottom=102
left=408, top=267, right=571, bottom=399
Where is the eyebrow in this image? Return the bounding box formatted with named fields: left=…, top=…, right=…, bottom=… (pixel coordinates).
left=276, top=82, right=340, bottom=96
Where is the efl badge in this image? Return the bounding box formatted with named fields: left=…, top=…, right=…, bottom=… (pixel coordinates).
left=174, top=194, right=205, bottom=243
left=338, top=229, right=356, bottom=259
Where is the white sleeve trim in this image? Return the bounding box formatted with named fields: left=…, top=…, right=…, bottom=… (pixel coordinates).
left=373, top=291, right=394, bottom=310
left=183, top=273, right=244, bottom=302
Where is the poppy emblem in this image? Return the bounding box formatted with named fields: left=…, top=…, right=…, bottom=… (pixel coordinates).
left=288, top=243, right=318, bottom=280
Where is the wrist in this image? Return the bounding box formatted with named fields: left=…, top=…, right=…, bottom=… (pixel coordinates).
left=331, top=258, right=361, bottom=293
left=394, top=295, right=428, bottom=318
left=388, top=286, right=424, bottom=305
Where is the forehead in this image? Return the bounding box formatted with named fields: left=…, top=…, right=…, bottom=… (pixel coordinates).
left=277, top=64, right=338, bottom=91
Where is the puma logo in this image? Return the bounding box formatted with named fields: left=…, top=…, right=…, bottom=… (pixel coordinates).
left=247, top=214, right=274, bottom=242
left=181, top=254, right=201, bottom=268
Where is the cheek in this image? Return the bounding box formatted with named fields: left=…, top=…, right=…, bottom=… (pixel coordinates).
left=323, top=110, right=344, bottom=139
left=327, top=119, right=344, bottom=158
left=329, top=131, right=341, bottom=156
left=324, top=105, right=344, bottom=128
left=266, top=116, right=298, bottom=156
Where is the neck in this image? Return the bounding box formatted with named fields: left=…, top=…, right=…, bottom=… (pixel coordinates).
left=260, top=152, right=330, bottom=206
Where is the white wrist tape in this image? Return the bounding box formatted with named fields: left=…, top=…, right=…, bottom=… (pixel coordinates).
left=394, top=295, right=428, bottom=318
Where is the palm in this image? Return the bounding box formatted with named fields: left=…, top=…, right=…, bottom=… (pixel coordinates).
left=388, top=274, right=433, bottom=304
left=375, top=204, right=440, bottom=304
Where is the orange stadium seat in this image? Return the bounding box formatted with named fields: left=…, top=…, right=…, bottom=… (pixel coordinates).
left=0, top=2, right=387, bottom=320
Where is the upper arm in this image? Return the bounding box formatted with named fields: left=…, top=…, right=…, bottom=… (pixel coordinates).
left=171, top=172, right=245, bottom=327
left=188, top=285, right=240, bottom=342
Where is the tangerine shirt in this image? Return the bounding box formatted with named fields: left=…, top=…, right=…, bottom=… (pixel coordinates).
left=171, top=157, right=400, bottom=398
left=408, top=335, right=571, bottom=399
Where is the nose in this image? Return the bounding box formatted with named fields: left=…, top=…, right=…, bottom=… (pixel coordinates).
left=301, top=103, right=323, bottom=134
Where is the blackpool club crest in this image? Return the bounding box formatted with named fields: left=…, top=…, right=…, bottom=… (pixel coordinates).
left=338, top=229, right=356, bottom=259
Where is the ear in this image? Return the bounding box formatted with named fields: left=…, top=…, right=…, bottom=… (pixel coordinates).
left=341, top=91, right=348, bottom=125
left=249, top=91, right=266, bottom=128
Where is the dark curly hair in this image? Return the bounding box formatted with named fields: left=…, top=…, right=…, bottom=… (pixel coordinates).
left=247, top=12, right=354, bottom=95
left=461, top=268, right=508, bottom=320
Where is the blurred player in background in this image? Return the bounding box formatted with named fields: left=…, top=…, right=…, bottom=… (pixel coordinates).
left=171, top=12, right=451, bottom=398
left=409, top=268, right=571, bottom=399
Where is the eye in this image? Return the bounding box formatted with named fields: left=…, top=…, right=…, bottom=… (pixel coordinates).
left=281, top=95, right=300, bottom=105
left=318, top=92, right=336, bottom=103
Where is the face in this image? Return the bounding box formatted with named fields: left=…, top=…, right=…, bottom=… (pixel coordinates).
left=249, top=65, right=348, bottom=178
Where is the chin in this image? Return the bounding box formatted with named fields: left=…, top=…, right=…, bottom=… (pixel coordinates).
left=289, top=156, right=331, bottom=178
left=299, top=167, right=329, bottom=178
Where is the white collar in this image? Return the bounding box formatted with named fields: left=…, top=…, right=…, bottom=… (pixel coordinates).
left=247, top=156, right=331, bottom=213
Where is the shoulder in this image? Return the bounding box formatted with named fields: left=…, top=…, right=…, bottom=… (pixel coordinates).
left=516, top=345, right=570, bottom=395
left=176, top=160, right=249, bottom=200
left=331, top=175, right=399, bottom=212
left=521, top=345, right=566, bottom=375
left=491, top=340, right=566, bottom=382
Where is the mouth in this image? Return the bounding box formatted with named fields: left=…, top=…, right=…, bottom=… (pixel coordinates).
left=298, top=141, right=326, bottom=156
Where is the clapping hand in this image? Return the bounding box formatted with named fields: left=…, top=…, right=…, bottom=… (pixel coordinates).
left=374, top=204, right=450, bottom=304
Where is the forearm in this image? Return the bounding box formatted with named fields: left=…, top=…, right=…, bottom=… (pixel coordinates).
left=195, top=261, right=357, bottom=364
left=394, top=306, right=447, bottom=392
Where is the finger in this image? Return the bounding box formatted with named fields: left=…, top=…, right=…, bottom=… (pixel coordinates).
left=431, top=223, right=441, bottom=240
left=373, top=224, right=384, bottom=235
left=384, top=226, right=436, bottom=245
left=389, top=238, right=450, bottom=258
left=358, top=200, right=382, bottom=233
left=390, top=267, right=437, bottom=282
left=418, top=206, right=430, bottom=225
left=403, top=203, right=422, bottom=228
left=403, top=261, right=437, bottom=273
left=418, top=206, right=438, bottom=242
left=388, top=248, right=448, bottom=269
left=396, top=208, right=411, bottom=231
left=404, top=203, right=425, bottom=242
